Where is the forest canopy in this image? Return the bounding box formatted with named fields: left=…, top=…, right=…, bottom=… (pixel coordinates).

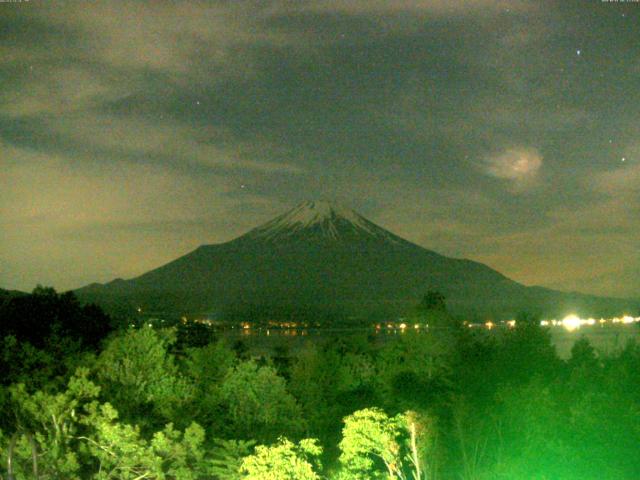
left=0, top=288, right=639, bottom=479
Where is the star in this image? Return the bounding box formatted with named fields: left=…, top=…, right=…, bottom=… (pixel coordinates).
left=196, top=100, right=201, bottom=105
left=576, top=49, right=581, bottom=56
left=621, top=157, right=626, bottom=162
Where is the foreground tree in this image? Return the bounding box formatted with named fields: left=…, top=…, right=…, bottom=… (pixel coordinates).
left=95, top=326, right=195, bottom=430
left=218, top=360, right=304, bottom=443
left=1, top=368, right=215, bottom=479
left=337, top=408, right=433, bottom=480
left=240, top=438, right=322, bottom=480
left=208, top=438, right=256, bottom=480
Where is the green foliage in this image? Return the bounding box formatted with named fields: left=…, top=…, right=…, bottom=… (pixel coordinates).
left=489, top=380, right=572, bottom=479
left=568, top=336, right=598, bottom=370
left=289, top=340, right=382, bottom=454
left=0, top=286, right=110, bottom=390
left=375, top=333, right=454, bottom=413
left=5, top=367, right=100, bottom=478
left=218, top=360, right=304, bottom=443
left=209, top=438, right=256, bottom=480
left=240, top=437, right=322, bottom=480
left=83, top=409, right=212, bottom=480
left=95, top=327, right=195, bottom=428
left=338, top=408, right=404, bottom=479
left=181, top=340, right=237, bottom=429
left=2, top=368, right=216, bottom=479
left=493, top=316, right=559, bottom=386
left=336, top=407, right=437, bottom=480
left=2, top=306, right=640, bottom=480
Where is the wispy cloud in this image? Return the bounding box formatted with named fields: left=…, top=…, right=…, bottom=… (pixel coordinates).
left=0, top=141, right=283, bottom=288
left=45, top=114, right=306, bottom=174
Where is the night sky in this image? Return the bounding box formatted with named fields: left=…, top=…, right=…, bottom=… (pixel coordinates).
left=1, top=1, right=638, bottom=298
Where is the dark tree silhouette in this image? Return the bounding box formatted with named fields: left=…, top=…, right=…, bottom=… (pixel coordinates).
left=418, top=291, right=447, bottom=313
left=0, top=286, right=112, bottom=350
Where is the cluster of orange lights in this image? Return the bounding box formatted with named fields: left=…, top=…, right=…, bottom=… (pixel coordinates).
left=155, top=314, right=639, bottom=334
left=375, top=322, right=424, bottom=331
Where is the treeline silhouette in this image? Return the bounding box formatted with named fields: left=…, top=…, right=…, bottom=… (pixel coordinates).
left=0, top=287, right=639, bottom=479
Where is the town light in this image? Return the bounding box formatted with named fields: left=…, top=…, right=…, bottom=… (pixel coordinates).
left=561, top=314, right=582, bottom=332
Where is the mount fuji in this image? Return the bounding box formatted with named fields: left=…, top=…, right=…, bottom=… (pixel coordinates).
left=76, top=201, right=636, bottom=322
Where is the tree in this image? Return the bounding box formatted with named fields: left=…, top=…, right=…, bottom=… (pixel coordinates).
left=418, top=291, right=446, bottom=313
left=175, top=320, right=217, bottom=350
left=493, top=313, right=559, bottom=386
left=568, top=336, right=598, bottom=370
left=0, top=288, right=112, bottom=389
left=2, top=368, right=101, bottom=478
left=0, top=287, right=112, bottom=351
left=1, top=368, right=216, bottom=479
left=240, top=437, right=322, bottom=480
left=218, top=360, right=304, bottom=443
left=338, top=408, right=404, bottom=479
left=95, top=327, right=195, bottom=430
left=337, top=408, right=435, bottom=480
left=209, top=438, right=256, bottom=480
left=415, top=291, right=460, bottom=331
left=375, top=334, right=454, bottom=413
left=181, top=340, right=237, bottom=429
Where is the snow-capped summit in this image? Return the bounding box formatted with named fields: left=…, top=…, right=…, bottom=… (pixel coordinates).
left=244, top=200, right=400, bottom=242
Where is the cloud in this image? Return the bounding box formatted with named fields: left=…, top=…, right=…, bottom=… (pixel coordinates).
left=592, top=161, right=640, bottom=197
left=45, top=114, right=306, bottom=175
left=0, top=141, right=285, bottom=289
left=1, top=66, right=128, bottom=117
left=29, top=2, right=285, bottom=74
left=294, top=0, right=533, bottom=17
left=482, top=147, right=542, bottom=191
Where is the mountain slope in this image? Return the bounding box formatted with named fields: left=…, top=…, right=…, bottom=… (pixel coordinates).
left=76, top=201, right=637, bottom=321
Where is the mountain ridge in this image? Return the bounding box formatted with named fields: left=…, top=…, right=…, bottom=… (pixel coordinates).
left=75, top=201, right=638, bottom=321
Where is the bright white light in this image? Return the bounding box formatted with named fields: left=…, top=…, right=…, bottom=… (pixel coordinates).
left=621, top=315, right=634, bottom=324
left=562, top=314, right=582, bottom=332
left=540, top=320, right=550, bottom=327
